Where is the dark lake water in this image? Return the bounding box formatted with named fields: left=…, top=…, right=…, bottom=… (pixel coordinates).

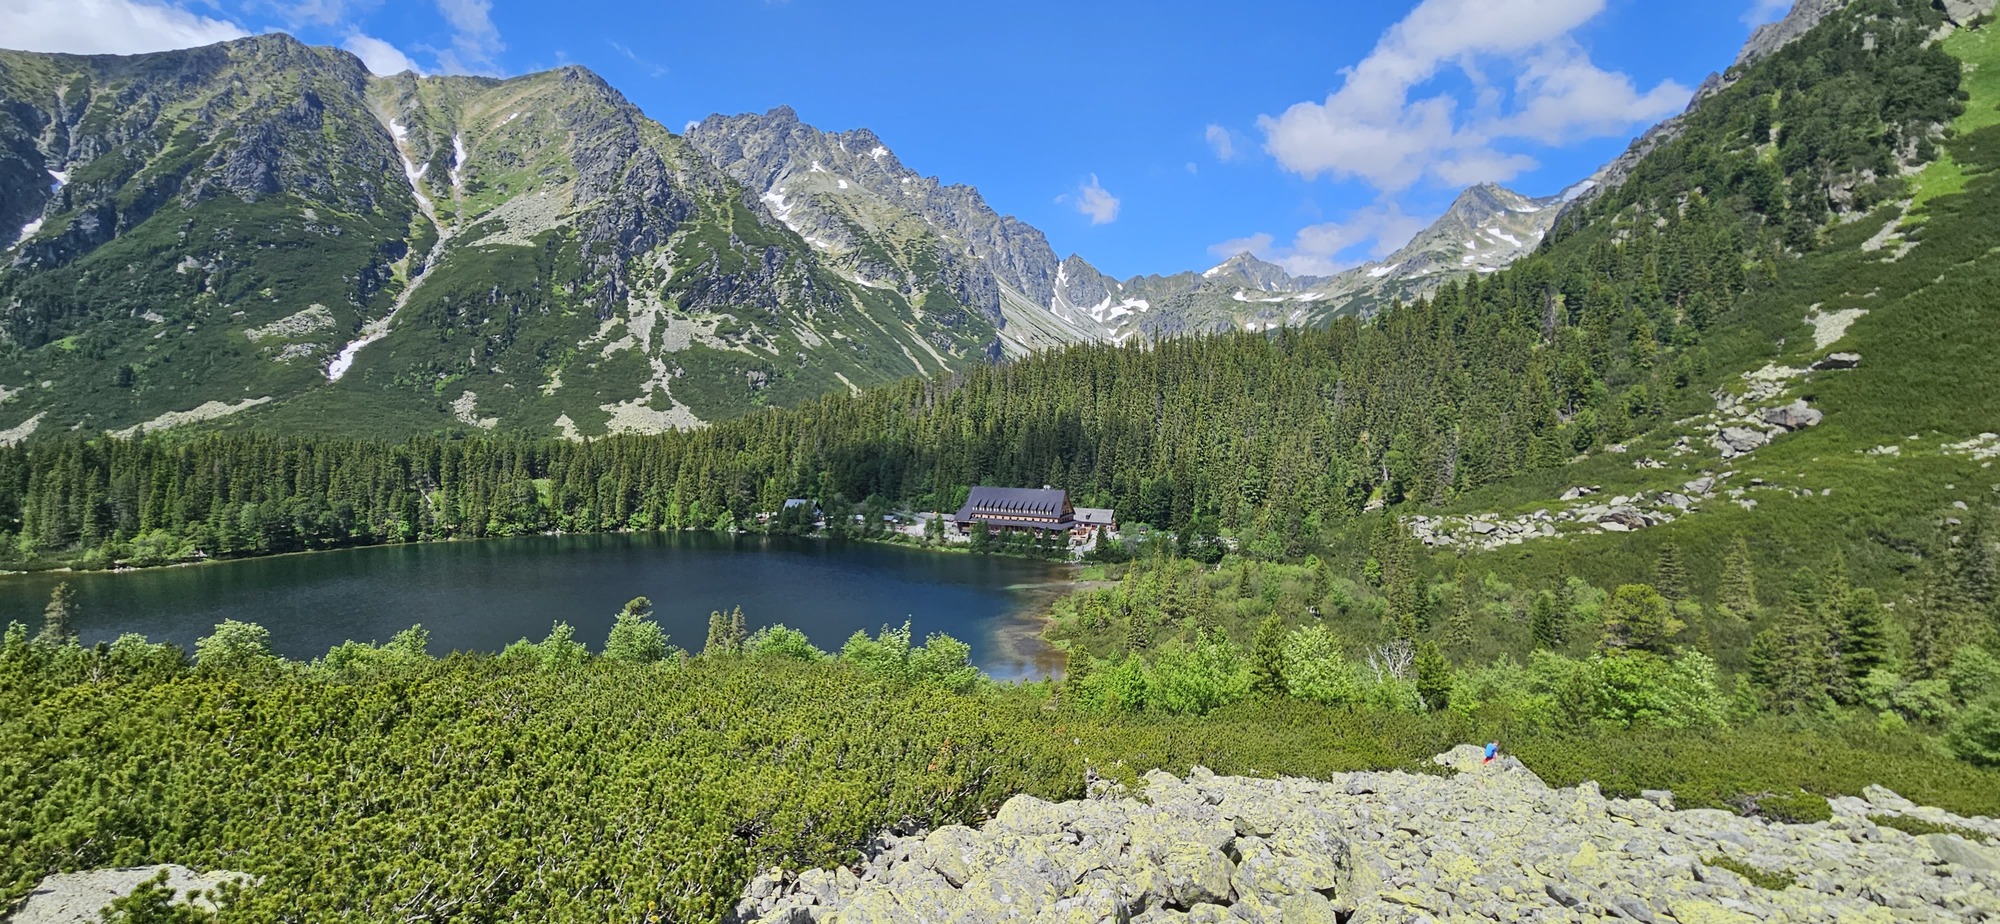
left=0, top=534, right=1075, bottom=680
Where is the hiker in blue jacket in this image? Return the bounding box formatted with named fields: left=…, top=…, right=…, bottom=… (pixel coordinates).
left=1483, top=741, right=1499, bottom=765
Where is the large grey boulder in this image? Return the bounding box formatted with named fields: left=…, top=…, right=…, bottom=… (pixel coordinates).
left=1762, top=399, right=1825, bottom=431
left=1942, top=0, right=2000, bottom=24
left=1715, top=426, right=1771, bottom=458
left=8, top=866, right=252, bottom=923
left=734, top=760, right=2000, bottom=924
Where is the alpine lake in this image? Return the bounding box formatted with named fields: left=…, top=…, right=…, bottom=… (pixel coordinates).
left=0, top=533, right=1077, bottom=680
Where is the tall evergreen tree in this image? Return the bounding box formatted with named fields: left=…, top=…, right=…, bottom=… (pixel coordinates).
left=1529, top=590, right=1563, bottom=652
left=1249, top=615, right=1288, bottom=697
left=38, top=582, right=75, bottom=646
left=1655, top=541, right=1690, bottom=606
left=1751, top=569, right=1844, bottom=712
left=1719, top=536, right=1760, bottom=624
left=1413, top=641, right=1453, bottom=712
left=1446, top=562, right=1475, bottom=654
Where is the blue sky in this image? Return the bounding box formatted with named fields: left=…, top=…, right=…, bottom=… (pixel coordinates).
left=8, top=0, right=1796, bottom=278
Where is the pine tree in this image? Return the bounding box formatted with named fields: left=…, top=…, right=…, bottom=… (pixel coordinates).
left=728, top=606, right=748, bottom=651
left=1250, top=615, right=1287, bottom=697
left=1413, top=641, right=1453, bottom=712
left=1599, top=584, right=1682, bottom=654
left=1654, top=541, right=1689, bottom=605
left=1125, top=610, right=1151, bottom=654
left=703, top=611, right=728, bottom=656
left=38, top=582, right=76, bottom=646
left=1719, top=536, right=1759, bottom=624
left=1307, top=554, right=1330, bottom=603
left=1529, top=590, right=1562, bottom=651
left=1833, top=585, right=1890, bottom=693
left=1446, top=562, right=1475, bottom=654
left=1910, top=565, right=1979, bottom=678
left=1760, top=568, right=1832, bottom=712
left=605, top=597, right=669, bottom=664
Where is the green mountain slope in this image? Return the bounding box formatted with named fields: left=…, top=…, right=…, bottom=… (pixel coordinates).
left=0, top=36, right=998, bottom=442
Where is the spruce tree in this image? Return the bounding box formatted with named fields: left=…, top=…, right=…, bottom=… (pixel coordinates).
left=1719, top=536, right=1759, bottom=624
left=1413, top=641, right=1453, bottom=712
left=703, top=611, right=727, bottom=656
left=1250, top=614, right=1288, bottom=697
left=1752, top=572, right=1840, bottom=716
left=1446, top=562, right=1475, bottom=654
left=1833, top=586, right=1890, bottom=693
left=1124, top=610, right=1151, bottom=654
left=1910, top=565, right=1978, bottom=678
left=38, top=582, right=76, bottom=646
left=1654, top=541, right=1690, bottom=606
left=1529, top=590, right=1562, bottom=651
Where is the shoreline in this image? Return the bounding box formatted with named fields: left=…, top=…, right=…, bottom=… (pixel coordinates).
left=0, top=524, right=1083, bottom=581
left=2, top=528, right=1094, bottom=681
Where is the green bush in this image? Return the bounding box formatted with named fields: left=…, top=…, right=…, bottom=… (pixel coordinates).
left=1755, top=790, right=1834, bottom=825
left=1867, top=814, right=1994, bottom=842
left=1704, top=856, right=1796, bottom=891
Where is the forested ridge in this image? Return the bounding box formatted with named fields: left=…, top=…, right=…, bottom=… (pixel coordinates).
left=0, top=4, right=1967, bottom=569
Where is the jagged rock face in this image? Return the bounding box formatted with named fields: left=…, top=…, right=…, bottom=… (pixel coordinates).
left=3, top=35, right=397, bottom=276
left=684, top=110, right=1572, bottom=351
left=0, top=37, right=1001, bottom=439
left=1558, top=1, right=1860, bottom=221
left=1200, top=252, right=1306, bottom=292
left=733, top=760, right=2000, bottom=924
left=1737, top=0, right=1854, bottom=67
left=685, top=108, right=1070, bottom=341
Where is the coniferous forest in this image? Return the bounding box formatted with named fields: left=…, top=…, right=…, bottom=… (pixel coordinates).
left=5, top=1, right=2000, bottom=920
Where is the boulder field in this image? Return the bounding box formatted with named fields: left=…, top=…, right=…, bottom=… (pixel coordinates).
left=730, top=748, right=2000, bottom=923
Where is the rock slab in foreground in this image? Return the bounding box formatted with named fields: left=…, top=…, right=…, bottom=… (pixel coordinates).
left=8, top=865, right=251, bottom=923
left=732, top=751, right=2000, bottom=923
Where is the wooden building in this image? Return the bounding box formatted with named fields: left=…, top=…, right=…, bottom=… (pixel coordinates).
left=1072, top=507, right=1117, bottom=539
left=953, top=487, right=1074, bottom=535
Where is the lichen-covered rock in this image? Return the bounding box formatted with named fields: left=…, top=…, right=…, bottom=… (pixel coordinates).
left=730, top=756, right=2000, bottom=924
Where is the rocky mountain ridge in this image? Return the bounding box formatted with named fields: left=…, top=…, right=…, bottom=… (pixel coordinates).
left=0, top=35, right=999, bottom=440
left=1561, top=0, right=2000, bottom=219
left=683, top=109, right=1570, bottom=346
left=732, top=749, right=2000, bottom=924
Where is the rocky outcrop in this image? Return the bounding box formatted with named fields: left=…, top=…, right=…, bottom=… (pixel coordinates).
left=1940, top=0, right=2000, bottom=26
left=732, top=755, right=2000, bottom=923
left=1407, top=475, right=1721, bottom=550
left=9, top=865, right=252, bottom=922
left=1559, top=0, right=1855, bottom=220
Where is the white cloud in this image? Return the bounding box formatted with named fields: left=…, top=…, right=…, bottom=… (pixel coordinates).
left=430, top=0, right=504, bottom=74
left=0, top=0, right=247, bottom=55
left=1205, top=124, right=1236, bottom=161
left=343, top=32, right=420, bottom=75
left=1256, top=0, right=1687, bottom=192
left=1744, top=0, right=1792, bottom=26
left=608, top=40, right=668, bottom=78
left=1497, top=44, right=1688, bottom=144
left=1069, top=174, right=1121, bottom=225
left=1209, top=203, right=1434, bottom=276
